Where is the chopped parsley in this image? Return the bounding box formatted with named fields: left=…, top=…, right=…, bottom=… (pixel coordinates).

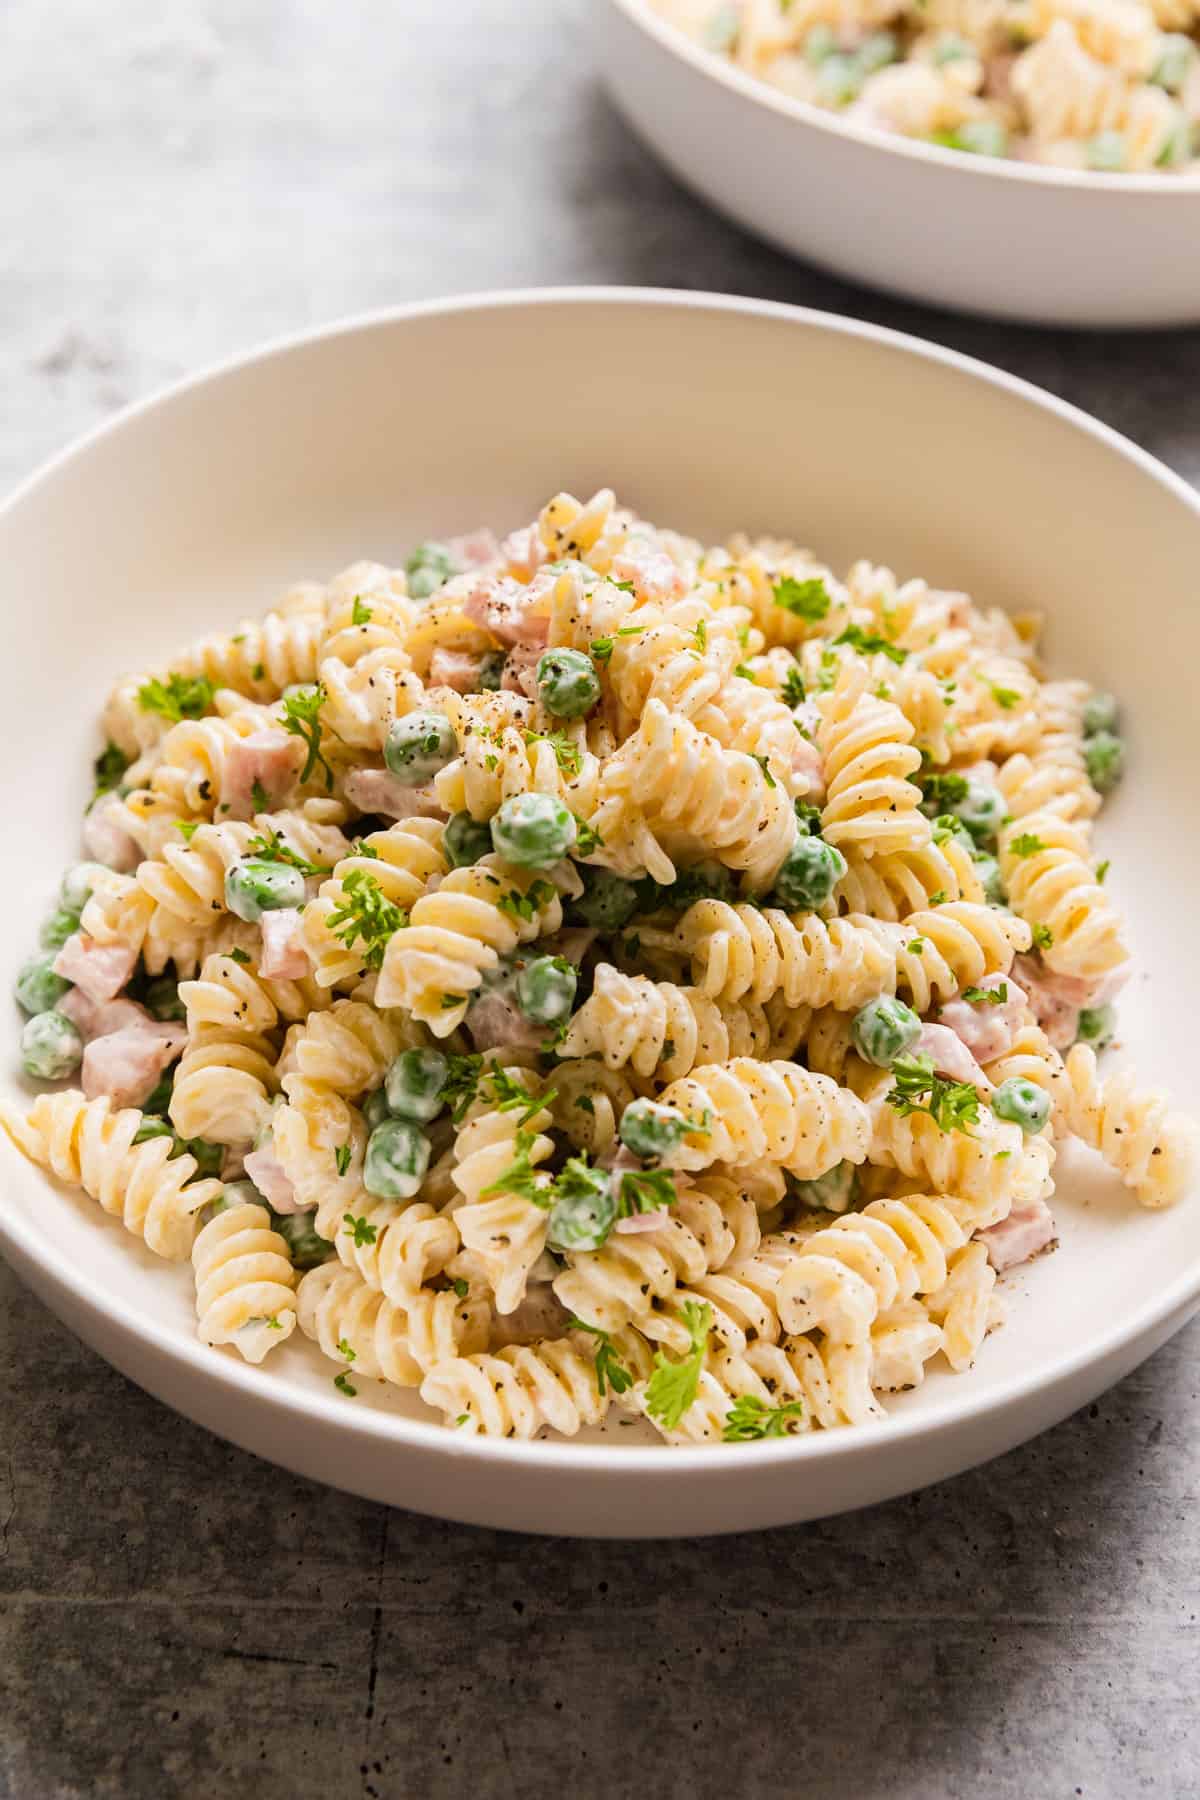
left=452, top=1278, right=470, bottom=1300
left=1032, top=922, right=1054, bottom=951
left=1096, top=860, right=1110, bottom=884
left=781, top=664, right=806, bottom=708
left=91, top=741, right=129, bottom=806
left=440, top=1053, right=485, bottom=1123
left=252, top=662, right=265, bottom=681
left=333, top=1372, right=357, bottom=1397
left=722, top=1395, right=807, bottom=1441
left=885, top=1053, right=980, bottom=1134
left=772, top=575, right=830, bottom=622
left=617, top=1167, right=677, bottom=1217
left=963, top=983, right=1007, bottom=1006
left=832, top=625, right=907, bottom=666
left=478, top=1128, right=549, bottom=1206
left=568, top=1317, right=634, bottom=1397
left=496, top=878, right=556, bottom=924
left=250, top=778, right=269, bottom=813
left=337, top=1336, right=357, bottom=1363
left=334, top=1143, right=352, bottom=1177
left=343, top=1213, right=377, bottom=1248
left=1008, top=833, right=1047, bottom=857
left=572, top=815, right=603, bottom=857
left=246, top=825, right=331, bottom=877
left=137, top=671, right=215, bottom=722
left=990, top=684, right=1020, bottom=709
left=326, top=870, right=407, bottom=970
left=611, top=579, right=636, bottom=594
left=753, top=754, right=777, bottom=790
left=644, top=1301, right=712, bottom=1431
left=589, top=637, right=614, bottom=664
left=480, top=1066, right=553, bottom=1126
left=176, top=820, right=200, bottom=842
left=919, top=770, right=969, bottom=809
left=693, top=620, right=708, bottom=654
left=524, top=730, right=582, bottom=778
left=734, top=663, right=758, bottom=683
left=927, top=889, right=947, bottom=906
left=229, top=946, right=252, bottom=965
left=281, top=683, right=334, bottom=789
left=907, top=937, right=926, bottom=954
left=440, top=992, right=466, bottom=1009
left=351, top=595, right=373, bottom=626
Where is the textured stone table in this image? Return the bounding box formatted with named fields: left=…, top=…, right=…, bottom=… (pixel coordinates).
left=2, top=3, right=1198, bottom=1795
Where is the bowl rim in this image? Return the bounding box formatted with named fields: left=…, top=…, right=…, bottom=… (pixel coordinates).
left=3, top=282, right=1200, bottom=1477
left=603, top=0, right=1200, bottom=197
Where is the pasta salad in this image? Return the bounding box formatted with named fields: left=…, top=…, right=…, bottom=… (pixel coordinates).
left=648, top=0, right=1200, bottom=173
left=3, top=487, right=1195, bottom=1445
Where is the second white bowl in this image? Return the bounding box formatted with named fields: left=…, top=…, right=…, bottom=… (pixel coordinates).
left=596, top=0, right=1200, bottom=328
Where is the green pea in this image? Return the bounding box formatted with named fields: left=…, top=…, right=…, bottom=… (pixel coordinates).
left=1085, top=731, right=1124, bottom=794
left=546, top=1161, right=617, bottom=1253
left=490, top=793, right=576, bottom=868
left=791, top=1161, right=858, bottom=1213
left=221, top=1179, right=264, bottom=1208
left=1076, top=1004, right=1116, bottom=1050
left=383, top=710, right=458, bottom=784
left=405, top=541, right=456, bottom=600
left=478, top=650, right=507, bottom=692
left=144, top=976, right=185, bottom=1022
left=571, top=866, right=639, bottom=930
left=362, top=1087, right=394, bottom=1130
left=444, top=811, right=494, bottom=868
left=15, top=954, right=70, bottom=1017
left=852, top=996, right=922, bottom=1068
left=515, top=956, right=577, bottom=1026
left=1151, top=34, right=1194, bottom=91
left=1082, top=691, right=1119, bottom=737
left=805, top=23, right=837, bottom=63
left=20, top=1010, right=83, bottom=1080
left=175, top=1136, right=224, bottom=1180
left=816, top=51, right=863, bottom=104
left=1086, top=130, right=1126, bottom=171
left=620, top=1098, right=691, bottom=1160
left=40, top=906, right=82, bottom=951
left=385, top=1047, right=449, bottom=1124
left=142, top=1072, right=174, bottom=1116
left=932, top=32, right=973, bottom=63
left=772, top=836, right=847, bottom=911
left=973, top=853, right=1005, bottom=905
left=954, top=779, right=1006, bottom=845
left=944, top=120, right=1009, bottom=157
left=991, top=1076, right=1051, bottom=1136
left=270, top=1207, right=332, bottom=1270
left=60, top=862, right=107, bottom=912
left=364, top=1118, right=431, bottom=1200
left=536, top=649, right=601, bottom=720
left=857, top=30, right=897, bottom=72
left=225, top=857, right=307, bottom=922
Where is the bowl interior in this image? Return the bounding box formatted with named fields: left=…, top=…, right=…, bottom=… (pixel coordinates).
left=2, top=291, right=1198, bottom=1461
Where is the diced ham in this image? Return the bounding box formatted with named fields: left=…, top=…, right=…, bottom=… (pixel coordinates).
left=1012, top=955, right=1128, bottom=1051
left=243, top=1145, right=301, bottom=1214
left=82, top=1021, right=186, bottom=1109
left=82, top=796, right=140, bottom=872
left=224, top=730, right=303, bottom=820
left=790, top=726, right=824, bottom=795
left=343, top=767, right=447, bottom=821
left=58, top=991, right=157, bottom=1041
left=53, top=933, right=138, bottom=1005
left=979, top=1196, right=1057, bottom=1272
left=938, top=973, right=1028, bottom=1064
left=914, top=1023, right=991, bottom=1093
left=448, top=528, right=500, bottom=568
left=610, top=548, right=687, bottom=605
left=615, top=1208, right=671, bottom=1235
left=429, top=648, right=485, bottom=693
left=500, top=644, right=542, bottom=700
left=466, top=988, right=546, bottom=1054
left=259, top=908, right=310, bottom=980
left=463, top=573, right=550, bottom=650
left=500, top=524, right=549, bottom=582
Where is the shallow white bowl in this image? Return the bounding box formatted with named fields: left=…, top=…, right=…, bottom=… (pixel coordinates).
left=2, top=289, right=1198, bottom=1535
left=596, top=0, right=1200, bottom=328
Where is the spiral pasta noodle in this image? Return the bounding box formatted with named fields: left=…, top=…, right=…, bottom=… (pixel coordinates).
left=999, top=812, right=1128, bottom=980
left=192, top=1200, right=298, bottom=1362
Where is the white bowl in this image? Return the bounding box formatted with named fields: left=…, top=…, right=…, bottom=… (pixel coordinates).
left=2, top=288, right=1198, bottom=1536
left=596, top=0, right=1200, bottom=328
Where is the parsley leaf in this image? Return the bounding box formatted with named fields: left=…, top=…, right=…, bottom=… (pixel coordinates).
left=337, top=1335, right=357, bottom=1363
left=137, top=672, right=215, bottom=722
left=230, top=946, right=252, bottom=965
left=496, top=878, right=556, bottom=924
left=250, top=778, right=269, bottom=813
left=990, top=684, right=1020, bottom=709
left=245, top=825, right=331, bottom=877
left=832, top=625, right=907, bottom=666
left=963, top=983, right=1007, bottom=1006
left=440, top=1053, right=484, bottom=1123
left=351, top=595, right=373, bottom=626
left=343, top=1212, right=377, bottom=1248
left=334, top=1372, right=357, bottom=1397
left=452, top=1278, right=470, bottom=1300
left=734, top=663, right=758, bottom=683
left=885, top=1054, right=980, bottom=1134
left=693, top=620, right=708, bottom=654
left=589, top=637, right=613, bottom=664
left=334, top=1143, right=352, bottom=1177
left=772, top=575, right=830, bottom=622
left=1095, top=860, right=1110, bottom=884
left=617, top=1167, right=677, bottom=1217
left=568, top=1317, right=634, bottom=1397
left=281, top=683, right=334, bottom=789
left=753, top=754, right=777, bottom=790
left=1032, top=922, right=1054, bottom=951
left=91, top=741, right=129, bottom=807
left=572, top=814, right=603, bottom=857
left=1008, top=833, right=1046, bottom=857
left=722, top=1395, right=807, bottom=1441
left=781, top=664, right=806, bottom=709
left=176, top=820, right=199, bottom=841
left=919, top=771, right=969, bottom=809
left=326, top=870, right=407, bottom=970
left=480, top=1066, right=553, bottom=1126
left=644, top=1300, right=712, bottom=1431
left=479, top=1128, right=550, bottom=1207
left=524, top=730, right=582, bottom=778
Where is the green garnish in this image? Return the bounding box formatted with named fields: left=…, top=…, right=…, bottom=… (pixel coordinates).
left=176, top=820, right=199, bottom=841
left=250, top=778, right=269, bottom=813
left=452, top=1278, right=470, bottom=1300
left=832, top=625, right=906, bottom=666
left=1032, top=923, right=1054, bottom=951
left=245, top=825, right=331, bottom=877
left=644, top=1301, right=712, bottom=1431
left=572, top=815, right=603, bottom=857
left=781, top=664, right=806, bottom=708
left=137, top=671, right=215, bottom=722
left=334, top=1372, right=357, bottom=1397
left=281, top=683, right=334, bottom=789
left=523, top=730, right=582, bottom=778
left=568, top=1317, right=634, bottom=1397
left=337, top=1336, right=357, bottom=1362
left=478, top=1127, right=548, bottom=1206
left=439, top=1053, right=485, bottom=1123
left=990, top=684, right=1020, bottom=709
left=722, top=1395, right=807, bottom=1441
left=334, top=1143, right=352, bottom=1177
left=919, top=771, right=969, bottom=808
left=1008, top=833, right=1046, bottom=857
left=617, top=1167, right=677, bottom=1217
left=496, top=878, right=556, bottom=923
left=326, top=870, right=406, bottom=970
left=734, top=663, right=758, bottom=683
left=589, top=637, right=614, bottom=664
left=963, top=983, right=1008, bottom=1005
left=772, top=575, right=830, bottom=622
left=351, top=596, right=373, bottom=625
left=91, top=741, right=129, bottom=806
left=229, top=947, right=252, bottom=965
left=753, top=755, right=777, bottom=790
left=885, top=1053, right=980, bottom=1134
left=343, top=1212, right=377, bottom=1247
left=1096, top=860, right=1110, bottom=884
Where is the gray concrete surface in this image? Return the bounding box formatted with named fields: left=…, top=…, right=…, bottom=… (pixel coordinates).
left=1, top=2, right=1198, bottom=1795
